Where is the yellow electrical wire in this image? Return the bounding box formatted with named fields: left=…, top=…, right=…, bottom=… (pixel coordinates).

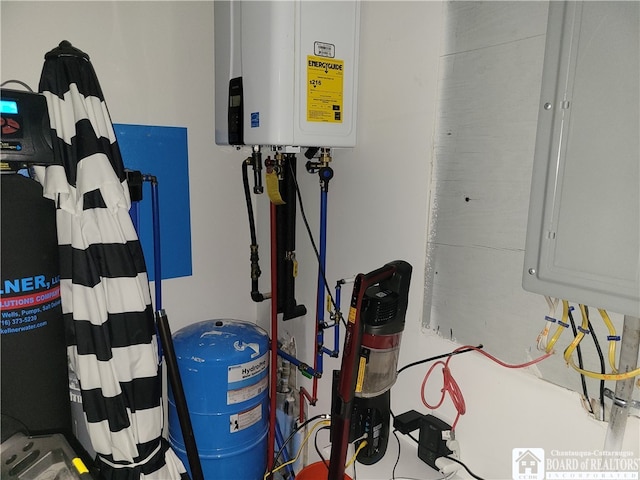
left=534, top=298, right=639, bottom=385
left=345, top=441, right=368, bottom=469
left=265, top=421, right=369, bottom=479
left=545, top=300, right=570, bottom=353
left=562, top=305, right=640, bottom=382
left=598, top=308, right=619, bottom=373
left=563, top=304, right=590, bottom=364
left=264, top=419, right=331, bottom=480
left=565, top=357, right=640, bottom=381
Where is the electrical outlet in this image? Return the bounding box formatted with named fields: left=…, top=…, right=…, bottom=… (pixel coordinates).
left=417, top=414, right=453, bottom=469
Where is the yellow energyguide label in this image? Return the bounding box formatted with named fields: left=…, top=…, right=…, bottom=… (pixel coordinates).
left=355, top=356, right=367, bottom=393
left=307, top=55, right=344, bottom=123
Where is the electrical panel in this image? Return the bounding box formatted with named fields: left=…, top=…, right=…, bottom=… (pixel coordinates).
left=214, top=0, right=360, bottom=148
left=523, top=1, right=639, bottom=316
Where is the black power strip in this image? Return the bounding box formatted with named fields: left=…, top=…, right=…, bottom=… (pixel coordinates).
left=417, top=414, right=453, bottom=469
left=394, top=411, right=454, bottom=470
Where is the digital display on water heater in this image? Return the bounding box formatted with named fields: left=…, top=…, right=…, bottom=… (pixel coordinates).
left=229, top=95, right=241, bottom=108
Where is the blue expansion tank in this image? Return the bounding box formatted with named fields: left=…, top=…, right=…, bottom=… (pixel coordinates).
left=168, top=319, right=269, bottom=480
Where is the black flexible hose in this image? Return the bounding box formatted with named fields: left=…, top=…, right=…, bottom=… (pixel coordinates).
left=243, top=158, right=266, bottom=302
left=243, top=158, right=257, bottom=244
left=155, top=310, right=204, bottom=480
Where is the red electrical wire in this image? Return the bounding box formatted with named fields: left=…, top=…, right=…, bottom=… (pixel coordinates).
left=421, top=345, right=552, bottom=430
left=421, top=359, right=465, bottom=430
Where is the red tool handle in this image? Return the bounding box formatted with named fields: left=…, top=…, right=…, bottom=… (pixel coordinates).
left=327, top=264, right=397, bottom=480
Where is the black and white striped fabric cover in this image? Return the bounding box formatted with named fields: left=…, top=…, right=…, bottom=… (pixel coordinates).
left=34, top=41, right=187, bottom=480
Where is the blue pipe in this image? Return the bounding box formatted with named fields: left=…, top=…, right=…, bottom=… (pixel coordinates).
left=277, top=348, right=319, bottom=379
left=315, top=187, right=328, bottom=376
left=130, top=200, right=140, bottom=235
left=334, top=282, right=341, bottom=354
left=149, top=177, right=162, bottom=311
left=320, top=281, right=341, bottom=358
left=145, top=175, right=164, bottom=365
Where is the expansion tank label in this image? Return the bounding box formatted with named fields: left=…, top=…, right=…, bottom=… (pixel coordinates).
left=227, top=352, right=268, bottom=383
left=0, top=275, right=61, bottom=335
left=229, top=403, right=262, bottom=433
left=307, top=55, right=344, bottom=123
left=227, top=376, right=268, bottom=405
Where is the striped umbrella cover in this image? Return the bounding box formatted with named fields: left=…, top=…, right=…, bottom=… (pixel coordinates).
left=33, top=41, right=188, bottom=480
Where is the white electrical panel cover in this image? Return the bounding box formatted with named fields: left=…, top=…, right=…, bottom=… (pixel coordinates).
left=523, top=1, right=640, bottom=316
left=214, top=1, right=360, bottom=148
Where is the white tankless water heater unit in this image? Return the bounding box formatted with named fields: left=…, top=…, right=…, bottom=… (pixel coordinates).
left=214, top=1, right=360, bottom=148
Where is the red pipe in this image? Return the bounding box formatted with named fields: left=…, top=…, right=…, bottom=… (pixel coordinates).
left=297, top=318, right=320, bottom=424
left=312, top=321, right=320, bottom=401
left=298, top=278, right=321, bottom=424
left=298, top=386, right=315, bottom=423
left=267, top=202, right=278, bottom=476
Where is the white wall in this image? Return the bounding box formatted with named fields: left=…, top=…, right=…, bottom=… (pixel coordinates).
left=1, top=1, right=256, bottom=328
left=2, top=2, right=638, bottom=480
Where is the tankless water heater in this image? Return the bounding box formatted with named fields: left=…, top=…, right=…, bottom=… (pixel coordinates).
left=214, top=1, right=360, bottom=148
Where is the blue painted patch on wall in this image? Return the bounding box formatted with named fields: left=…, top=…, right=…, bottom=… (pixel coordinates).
left=115, top=123, right=192, bottom=282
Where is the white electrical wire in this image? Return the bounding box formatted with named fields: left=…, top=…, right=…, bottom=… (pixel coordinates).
left=537, top=295, right=559, bottom=351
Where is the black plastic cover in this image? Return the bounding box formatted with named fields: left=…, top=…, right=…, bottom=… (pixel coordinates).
left=1, top=89, right=56, bottom=169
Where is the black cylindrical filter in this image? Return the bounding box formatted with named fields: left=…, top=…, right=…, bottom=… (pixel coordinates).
left=1, top=172, right=71, bottom=434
